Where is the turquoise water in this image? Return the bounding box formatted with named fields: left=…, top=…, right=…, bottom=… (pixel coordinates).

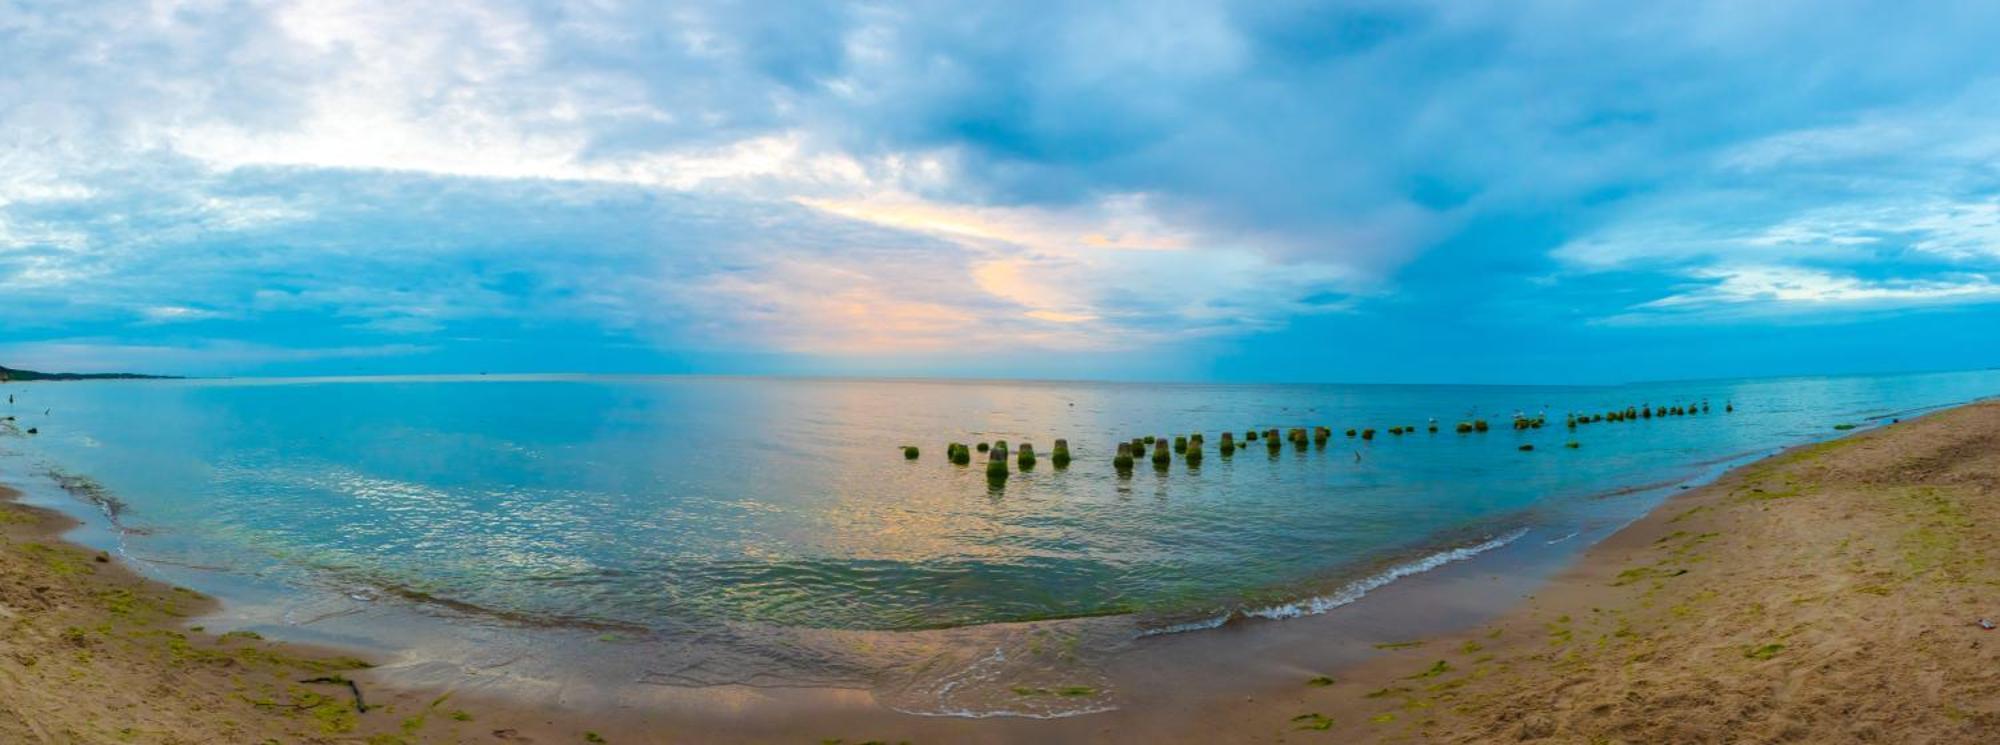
left=2, top=370, right=1996, bottom=713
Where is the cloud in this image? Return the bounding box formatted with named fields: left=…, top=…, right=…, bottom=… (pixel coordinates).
left=5, top=0, right=1383, bottom=367
left=6, top=1, right=2000, bottom=378
left=1551, top=72, right=2000, bottom=322
left=1630, top=265, right=2000, bottom=318
left=0, top=339, right=431, bottom=376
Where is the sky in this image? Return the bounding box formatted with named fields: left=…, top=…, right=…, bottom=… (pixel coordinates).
left=4, top=0, right=2000, bottom=384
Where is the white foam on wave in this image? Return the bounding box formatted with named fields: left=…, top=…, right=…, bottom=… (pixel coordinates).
left=1141, top=528, right=1531, bottom=635
left=1136, top=613, right=1233, bottom=637
left=1544, top=530, right=1580, bottom=545
left=1243, top=528, right=1530, bottom=620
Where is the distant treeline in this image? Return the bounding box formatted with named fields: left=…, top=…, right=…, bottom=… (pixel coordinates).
left=0, top=365, right=175, bottom=381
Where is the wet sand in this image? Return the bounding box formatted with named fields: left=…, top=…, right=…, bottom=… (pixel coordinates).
left=0, top=482, right=496, bottom=743
left=8, top=401, right=2000, bottom=742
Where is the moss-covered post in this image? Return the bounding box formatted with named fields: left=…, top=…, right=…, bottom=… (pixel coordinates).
left=903, top=445, right=920, bottom=460
left=950, top=443, right=971, bottom=465
left=1361, top=428, right=1376, bottom=440
left=1219, top=431, right=1235, bottom=456
left=1114, top=442, right=1134, bottom=472
left=1153, top=439, right=1172, bottom=469
left=987, top=447, right=1010, bottom=483
left=1185, top=437, right=1203, bottom=468
left=1052, top=439, right=1071, bottom=468
left=1017, top=443, right=1037, bottom=470
left=1173, top=435, right=1188, bottom=454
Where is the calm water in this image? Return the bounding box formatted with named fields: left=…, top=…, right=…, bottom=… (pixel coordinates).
left=2, top=370, right=1996, bottom=715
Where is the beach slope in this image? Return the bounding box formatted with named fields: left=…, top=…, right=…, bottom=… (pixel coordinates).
left=0, top=485, right=507, bottom=743
left=1267, top=401, right=2000, bottom=742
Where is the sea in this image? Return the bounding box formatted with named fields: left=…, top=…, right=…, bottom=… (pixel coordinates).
left=2, top=369, right=1995, bottom=717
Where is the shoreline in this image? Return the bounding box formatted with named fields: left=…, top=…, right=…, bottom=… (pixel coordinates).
left=0, top=482, right=492, bottom=743
left=1207, top=400, right=2000, bottom=742
left=5, top=403, right=1998, bottom=741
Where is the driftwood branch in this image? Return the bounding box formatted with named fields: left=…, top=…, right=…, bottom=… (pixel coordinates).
left=299, top=676, right=369, bottom=713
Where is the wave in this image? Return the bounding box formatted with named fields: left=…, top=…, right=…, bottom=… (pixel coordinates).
left=1135, top=613, right=1233, bottom=637
left=1140, top=528, right=1530, bottom=636
left=890, top=647, right=1119, bottom=720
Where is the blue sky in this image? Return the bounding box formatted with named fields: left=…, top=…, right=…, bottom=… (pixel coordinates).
left=4, top=1, right=2000, bottom=383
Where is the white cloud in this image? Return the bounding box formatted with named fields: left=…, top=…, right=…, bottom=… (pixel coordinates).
left=1644, top=265, right=2000, bottom=311
left=1556, top=78, right=2000, bottom=321
left=9, top=0, right=2000, bottom=374
left=139, top=305, right=229, bottom=324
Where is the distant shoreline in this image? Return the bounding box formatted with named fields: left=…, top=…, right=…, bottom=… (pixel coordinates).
left=0, top=364, right=177, bottom=382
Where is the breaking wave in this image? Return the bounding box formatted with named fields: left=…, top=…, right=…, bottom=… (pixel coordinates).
left=1142, top=528, right=1531, bottom=635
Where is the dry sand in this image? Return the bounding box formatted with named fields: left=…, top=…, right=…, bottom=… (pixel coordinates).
left=6, top=401, right=2000, bottom=743
left=1230, top=400, right=2000, bottom=743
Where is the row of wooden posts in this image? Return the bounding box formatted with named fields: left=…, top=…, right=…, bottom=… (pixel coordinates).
left=899, top=401, right=1730, bottom=481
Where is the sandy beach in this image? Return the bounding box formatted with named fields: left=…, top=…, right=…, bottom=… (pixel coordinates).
left=1286, top=398, right=2000, bottom=743
left=0, top=482, right=526, bottom=743
left=7, top=400, right=2000, bottom=743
